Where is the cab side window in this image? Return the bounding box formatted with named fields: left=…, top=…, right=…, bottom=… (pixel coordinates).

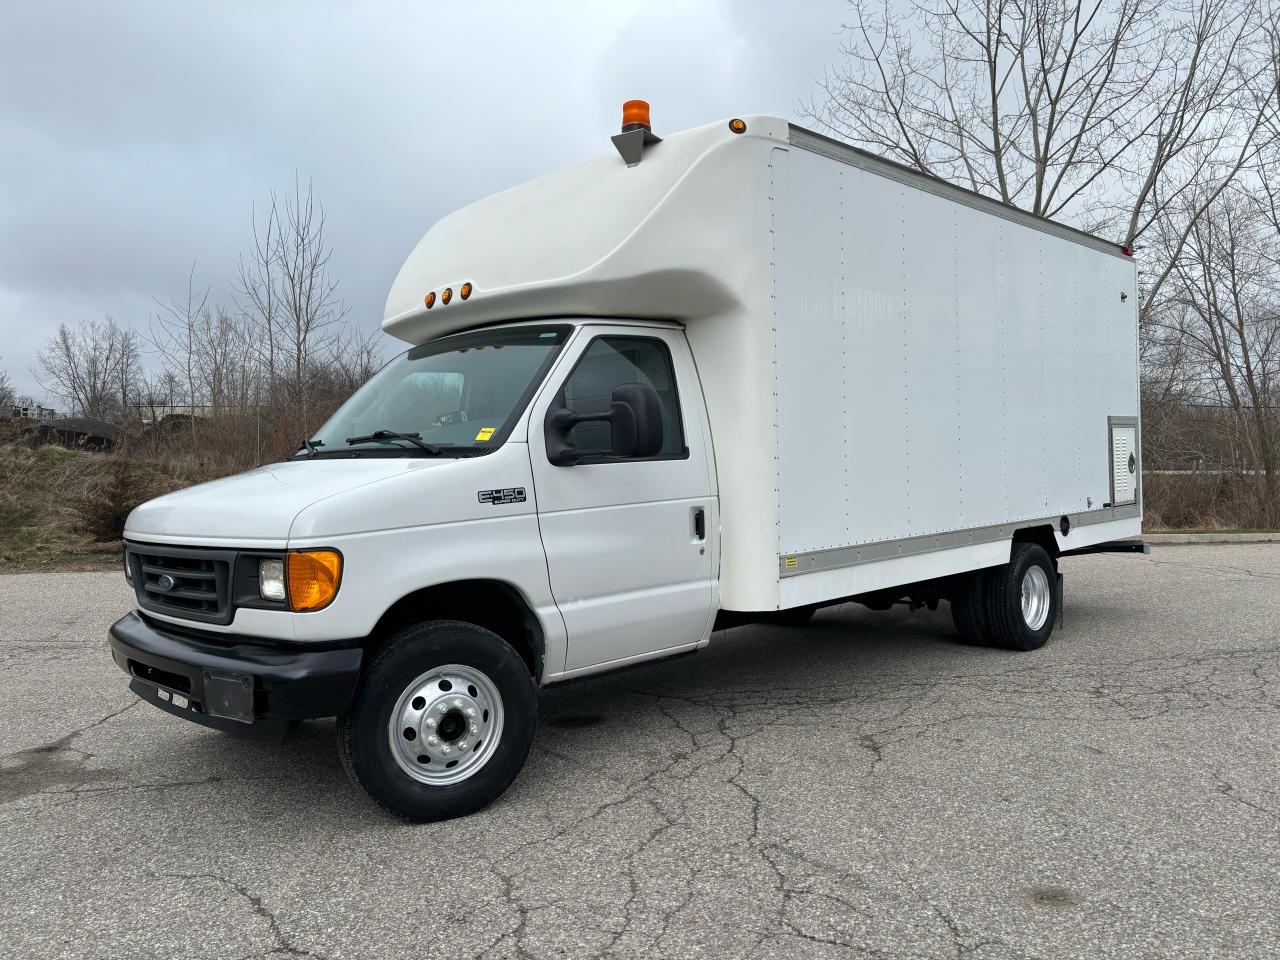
left=561, top=336, right=686, bottom=457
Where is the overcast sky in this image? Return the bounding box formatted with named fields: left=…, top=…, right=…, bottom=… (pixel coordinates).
left=0, top=0, right=847, bottom=402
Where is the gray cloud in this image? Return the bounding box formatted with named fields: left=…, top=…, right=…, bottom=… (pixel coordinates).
left=0, top=0, right=845, bottom=400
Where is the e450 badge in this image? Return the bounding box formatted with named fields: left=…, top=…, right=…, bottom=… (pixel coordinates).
left=478, top=487, right=526, bottom=505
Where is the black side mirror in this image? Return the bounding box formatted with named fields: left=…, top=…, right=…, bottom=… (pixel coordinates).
left=546, top=381, right=664, bottom=466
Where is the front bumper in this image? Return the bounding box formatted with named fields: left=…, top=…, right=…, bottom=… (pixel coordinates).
left=108, top=611, right=363, bottom=741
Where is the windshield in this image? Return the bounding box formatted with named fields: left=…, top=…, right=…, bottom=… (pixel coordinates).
left=307, top=325, right=570, bottom=456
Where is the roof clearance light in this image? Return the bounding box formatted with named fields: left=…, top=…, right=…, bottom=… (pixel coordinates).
left=423, top=291, right=436, bottom=309
left=442, top=287, right=453, bottom=305
left=1121, top=246, right=1134, bottom=257
left=621, top=99, right=651, bottom=131
left=729, top=118, right=747, bottom=134
left=460, top=282, right=473, bottom=300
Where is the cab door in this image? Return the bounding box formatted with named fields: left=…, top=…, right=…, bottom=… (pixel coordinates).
left=528, top=325, right=716, bottom=672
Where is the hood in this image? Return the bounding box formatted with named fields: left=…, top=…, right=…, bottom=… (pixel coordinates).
left=125, top=457, right=458, bottom=543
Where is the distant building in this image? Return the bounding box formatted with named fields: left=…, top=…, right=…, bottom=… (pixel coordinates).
left=9, top=395, right=59, bottom=421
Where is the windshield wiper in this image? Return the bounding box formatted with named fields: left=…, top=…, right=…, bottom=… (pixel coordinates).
left=298, top=438, right=323, bottom=458
left=344, top=430, right=442, bottom=455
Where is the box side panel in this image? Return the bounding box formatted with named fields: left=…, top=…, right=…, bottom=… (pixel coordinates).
left=772, top=150, right=853, bottom=552
left=772, top=143, right=1140, bottom=593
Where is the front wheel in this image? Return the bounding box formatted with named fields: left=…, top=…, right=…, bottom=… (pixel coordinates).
left=338, top=620, right=536, bottom=821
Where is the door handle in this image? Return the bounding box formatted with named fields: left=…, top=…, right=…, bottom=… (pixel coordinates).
left=692, top=507, right=705, bottom=541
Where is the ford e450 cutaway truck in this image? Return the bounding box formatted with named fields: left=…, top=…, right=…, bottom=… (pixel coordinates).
left=109, top=104, right=1145, bottom=821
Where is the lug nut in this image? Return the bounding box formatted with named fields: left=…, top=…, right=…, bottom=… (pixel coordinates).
left=425, top=718, right=436, bottom=729
left=438, top=703, right=449, bottom=714
left=441, top=745, right=451, bottom=755
left=453, top=698, right=464, bottom=708
left=470, top=724, right=478, bottom=735
left=427, top=736, right=439, bottom=746
left=465, top=707, right=476, bottom=718
left=458, top=741, right=468, bottom=750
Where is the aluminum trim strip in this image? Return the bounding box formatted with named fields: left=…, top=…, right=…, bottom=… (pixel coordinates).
left=778, top=505, right=1142, bottom=578
left=787, top=125, right=1130, bottom=261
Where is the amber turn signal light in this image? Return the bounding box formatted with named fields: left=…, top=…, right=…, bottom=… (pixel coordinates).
left=460, top=282, right=473, bottom=300
left=729, top=118, right=747, bottom=134
left=442, top=287, right=453, bottom=305
left=424, top=291, right=436, bottom=309
left=286, top=549, right=342, bottom=612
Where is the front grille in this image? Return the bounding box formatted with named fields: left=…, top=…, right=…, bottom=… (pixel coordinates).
left=128, top=544, right=233, bottom=625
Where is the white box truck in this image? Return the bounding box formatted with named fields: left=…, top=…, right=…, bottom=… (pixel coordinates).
left=109, top=104, right=1145, bottom=820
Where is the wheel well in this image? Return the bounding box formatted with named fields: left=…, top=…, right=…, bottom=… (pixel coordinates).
left=368, top=580, right=544, bottom=680
left=1013, top=524, right=1059, bottom=560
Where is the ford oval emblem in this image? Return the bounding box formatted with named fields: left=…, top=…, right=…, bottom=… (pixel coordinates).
left=155, top=574, right=176, bottom=592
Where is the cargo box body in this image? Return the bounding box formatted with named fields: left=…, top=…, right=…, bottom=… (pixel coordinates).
left=766, top=130, right=1141, bottom=610
left=381, top=116, right=1141, bottom=613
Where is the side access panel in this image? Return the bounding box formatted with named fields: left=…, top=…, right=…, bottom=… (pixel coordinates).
left=1109, top=416, right=1139, bottom=507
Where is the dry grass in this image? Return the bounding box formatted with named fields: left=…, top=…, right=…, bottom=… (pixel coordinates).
left=0, top=444, right=230, bottom=573
left=1142, top=472, right=1278, bottom=532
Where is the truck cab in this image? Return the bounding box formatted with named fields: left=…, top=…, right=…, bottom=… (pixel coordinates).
left=110, top=106, right=1144, bottom=820
left=112, top=316, right=720, bottom=819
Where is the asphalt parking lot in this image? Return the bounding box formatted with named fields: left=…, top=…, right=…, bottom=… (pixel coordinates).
left=1, top=544, right=1278, bottom=959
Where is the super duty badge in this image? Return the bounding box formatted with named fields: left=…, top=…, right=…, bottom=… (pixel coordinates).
left=478, top=487, right=527, bottom=505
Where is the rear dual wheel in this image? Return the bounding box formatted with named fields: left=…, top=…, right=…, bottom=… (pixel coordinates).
left=952, top=542, right=1057, bottom=651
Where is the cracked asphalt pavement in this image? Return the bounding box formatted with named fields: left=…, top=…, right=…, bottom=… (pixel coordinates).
left=1, top=544, right=1278, bottom=959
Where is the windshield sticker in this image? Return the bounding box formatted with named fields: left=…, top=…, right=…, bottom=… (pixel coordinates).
left=475, top=427, right=496, bottom=442
left=478, top=487, right=526, bottom=505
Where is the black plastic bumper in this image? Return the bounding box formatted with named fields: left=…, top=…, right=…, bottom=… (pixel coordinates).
left=108, top=611, right=362, bottom=741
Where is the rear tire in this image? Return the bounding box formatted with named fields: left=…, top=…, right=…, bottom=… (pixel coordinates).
left=950, top=569, right=991, bottom=646
left=338, top=620, right=536, bottom=822
left=951, top=543, right=1057, bottom=651
left=982, top=543, right=1057, bottom=651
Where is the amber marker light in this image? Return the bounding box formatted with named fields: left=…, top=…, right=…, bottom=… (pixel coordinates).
left=729, top=118, right=747, bottom=134
left=460, top=281, right=473, bottom=300
left=442, top=286, right=453, bottom=305
left=286, top=549, right=342, bottom=612
left=424, top=291, right=436, bottom=309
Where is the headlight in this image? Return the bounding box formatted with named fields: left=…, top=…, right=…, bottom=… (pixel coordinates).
left=285, top=549, right=343, bottom=612
left=258, top=559, right=286, bottom=601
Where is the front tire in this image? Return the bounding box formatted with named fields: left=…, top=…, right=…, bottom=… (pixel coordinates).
left=338, top=620, right=536, bottom=822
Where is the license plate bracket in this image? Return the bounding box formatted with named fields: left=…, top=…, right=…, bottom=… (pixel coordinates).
left=202, top=670, right=255, bottom=723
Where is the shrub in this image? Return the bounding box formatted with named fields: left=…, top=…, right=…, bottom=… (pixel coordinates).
left=73, top=458, right=149, bottom=542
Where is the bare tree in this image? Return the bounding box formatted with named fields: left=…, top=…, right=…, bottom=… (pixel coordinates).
left=0, top=362, right=14, bottom=412
left=235, top=177, right=348, bottom=424
left=111, top=315, right=142, bottom=430
left=149, top=264, right=209, bottom=439
left=1149, top=188, right=1280, bottom=523
left=35, top=317, right=139, bottom=421
left=808, top=0, right=1277, bottom=304
left=327, top=327, right=384, bottom=395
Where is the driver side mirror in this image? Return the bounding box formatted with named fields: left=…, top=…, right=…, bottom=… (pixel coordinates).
left=545, top=382, right=664, bottom=466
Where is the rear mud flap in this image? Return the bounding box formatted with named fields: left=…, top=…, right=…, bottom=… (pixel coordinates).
left=1056, top=572, right=1065, bottom=629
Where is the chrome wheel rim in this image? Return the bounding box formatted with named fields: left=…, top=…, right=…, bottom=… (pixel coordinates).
left=389, top=664, right=504, bottom=786
left=1021, top=566, right=1051, bottom=631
